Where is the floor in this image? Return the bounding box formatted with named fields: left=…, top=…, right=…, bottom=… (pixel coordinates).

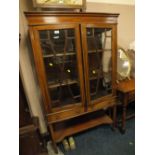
left=48, top=103, right=135, bottom=155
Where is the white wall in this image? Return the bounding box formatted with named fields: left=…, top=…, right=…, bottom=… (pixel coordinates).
left=87, top=2, right=135, bottom=50
left=19, top=0, right=47, bottom=133
left=87, top=0, right=135, bottom=5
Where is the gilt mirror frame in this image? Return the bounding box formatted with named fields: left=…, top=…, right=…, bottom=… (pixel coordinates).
left=117, top=47, right=132, bottom=82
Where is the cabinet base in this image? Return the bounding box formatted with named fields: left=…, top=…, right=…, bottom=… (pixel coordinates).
left=50, top=110, right=113, bottom=143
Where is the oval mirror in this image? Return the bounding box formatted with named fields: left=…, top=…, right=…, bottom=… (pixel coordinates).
left=117, top=48, right=131, bottom=81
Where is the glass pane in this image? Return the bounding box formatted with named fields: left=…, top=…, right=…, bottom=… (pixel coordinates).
left=87, top=28, right=112, bottom=101
left=39, top=29, right=81, bottom=108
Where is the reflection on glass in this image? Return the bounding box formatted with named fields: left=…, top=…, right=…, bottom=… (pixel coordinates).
left=87, top=28, right=112, bottom=101
left=39, top=29, right=81, bottom=108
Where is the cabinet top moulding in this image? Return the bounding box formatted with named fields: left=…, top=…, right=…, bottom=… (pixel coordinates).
left=24, top=12, right=119, bottom=26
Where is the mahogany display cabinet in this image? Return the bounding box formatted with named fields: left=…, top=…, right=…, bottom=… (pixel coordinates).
left=25, top=11, right=119, bottom=153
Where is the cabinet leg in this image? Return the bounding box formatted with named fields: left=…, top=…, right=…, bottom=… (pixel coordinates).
left=112, top=105, right=117, bottom=131
left=49, top=125, right=58, bottom=154
left=121, top=94, right=128, bottom=134
left=51, top=140, right=58, bottom=154
left=121, top=105, right=126, bottom=134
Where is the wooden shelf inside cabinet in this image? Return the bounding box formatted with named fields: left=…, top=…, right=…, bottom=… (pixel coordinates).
left=48, top=79, right=78, bottom=89
left=87, top=36, right=112, bottom=39
left=89, top=75, right=104, bottom=80
left=48, top=76, right=111, bottom=88
left=88, top=49, right=112, bottom=53
left=53, top=110, right=113, bottom=142
left=43, top=52, right=76, bottom=58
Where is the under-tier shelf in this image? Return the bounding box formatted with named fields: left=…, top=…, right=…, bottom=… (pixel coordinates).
left=53, top=110, right=113, bottom=143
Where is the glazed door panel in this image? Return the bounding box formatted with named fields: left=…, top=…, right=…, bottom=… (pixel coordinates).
left=81, top=24, right=115, bottom=105
left=30, top=24, right=85, bottom=112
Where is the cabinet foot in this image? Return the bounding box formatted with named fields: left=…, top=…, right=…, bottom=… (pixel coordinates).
left=51, top=140, right=58, bottom=154
left=120, top=128, right=126, bottom=134
left=49, top=125, right=58, bottom=154
left=111, top=125, right=117, bottom=132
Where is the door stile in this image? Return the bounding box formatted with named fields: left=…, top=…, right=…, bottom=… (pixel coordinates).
left=80, top=24, right=91, bottom=107
left=111, top=24, right=117, bottom=96
left=73, top=24, right=86, bottom=109
left=29, top=27, right=52, bottom=113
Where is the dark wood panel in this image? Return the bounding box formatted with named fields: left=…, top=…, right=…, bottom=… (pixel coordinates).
left=47, top=96, right=116, bottom=123
left=25, top=12, right=119, bottom=17
left=20, top=131, right=46, bottom=155
left=25, top=12, right=119, bottom=26
left=116, top=79, right=135, bottom=93
left=47, top=105, right=84, bottom=123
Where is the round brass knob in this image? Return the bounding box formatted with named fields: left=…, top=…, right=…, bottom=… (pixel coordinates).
left=92, top=70, right=96, bottom=74
left=67, top=69, right=71, bottom=73
left=49, top=63, right=53, bottom=67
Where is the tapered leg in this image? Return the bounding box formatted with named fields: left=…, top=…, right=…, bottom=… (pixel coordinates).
left=49, top=125, right=58, bottom=154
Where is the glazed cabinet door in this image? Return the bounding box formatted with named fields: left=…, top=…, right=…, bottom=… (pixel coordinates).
left=81, top=24, right=117, bottom=105
left=29, top=24, right=85, bottom=113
